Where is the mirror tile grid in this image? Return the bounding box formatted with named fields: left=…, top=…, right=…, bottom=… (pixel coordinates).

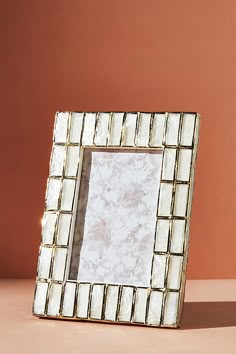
left=33, top=112, right=200, bottom=328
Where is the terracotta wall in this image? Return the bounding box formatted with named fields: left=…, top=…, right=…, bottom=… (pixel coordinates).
left=1, top=0, right=235, bottom=279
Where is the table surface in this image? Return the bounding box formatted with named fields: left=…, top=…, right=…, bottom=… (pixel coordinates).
left=0, top=279, right=235, bottom=354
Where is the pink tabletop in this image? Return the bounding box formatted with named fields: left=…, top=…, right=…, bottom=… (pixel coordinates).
left=0, top=279, right=235, bottom=354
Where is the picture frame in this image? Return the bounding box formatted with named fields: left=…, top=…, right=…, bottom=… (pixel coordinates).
left=33, top=111, right=200, bottom=328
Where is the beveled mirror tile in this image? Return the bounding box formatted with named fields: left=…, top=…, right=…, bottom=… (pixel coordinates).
left=108, top=112, right=124, bottom=146
left=163, top=292, right=179, bottom=326
left=165, top=113, right=181, bottom=146
left=150, top=113, right=165, bottom=147
left=54, top=112, right=69, bottom=143
left=62, top=282, right=76, bottom=317
left=177, top=149, right=192, bottom=182
left=41, top=212, right=57, bottom=245
left=158, top=183, right=173, bottom=216
left=135, top=113, right=151, bottom=147
left=133, top=288, right=148, bottom=323
left=151, top=255, right=167, bottom=288
left=90, top=284, right=104, bottom=320
left=65, top=146, right=80, bottom=177
left=94, top=113, right=110, bottom=146
left=33, top=282, right=48, bottom=315
left=180, top=113, right=196, bottom=146
left=147, top=290, right=163, bottom=325
left=122, top=113, right=137, bottom=146
left=104, top=285, right=119, bottom=321
left=61, top=179, right=76, bottom=211
left=76, top=283, right=90, bottom=318
left=82, top=113, right=96, bottom=146
left=47, top=283, right=62, bottom=316
left=162, top=148, right=177, bottom=181
left=46, top=178, right=61, bottom=210
left=118, top=287, right=134, bottom=322
left=37, top=247, right=52, bottom=279
left=52, top=248, right=67, bottom=281
left=170, top=220, right=186, bottom=253
left=69, top=112, right=84, bottom=144
left=174, top=184, right=189, bottom=217
left=50, top=145, right=66, bottom=176
left=155, top=219, right=170, bottom=252
left=56, top=213, right=72, bottom=246
left=167, top=256, right=183, bottom=290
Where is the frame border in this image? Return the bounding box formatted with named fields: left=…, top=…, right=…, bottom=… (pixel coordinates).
left=33, top=111, right=200, bottom=328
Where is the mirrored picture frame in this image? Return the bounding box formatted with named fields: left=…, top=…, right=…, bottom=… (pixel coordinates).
left=33, top=111, right=200, bottom=328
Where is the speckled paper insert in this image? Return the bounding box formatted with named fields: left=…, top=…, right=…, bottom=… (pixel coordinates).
left=69, top=149, right=163, bottom=286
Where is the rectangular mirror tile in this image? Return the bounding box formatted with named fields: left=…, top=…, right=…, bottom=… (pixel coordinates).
left=47, top=283, right=62, bottom=316
left=165, top=113, right=181, bottom=146
left=41, top=212, right=57, bottom=245
left=33, top=282, right=48, bottom=315
left=147, top=290, right=163, bottom=325
left=70, top=112, right=83, bottom=144
left=56, top=213, right=72, bottom=246
left=50, top=145, right=66, bottom=176
left=158, top=183, right=173, bottom=216
left=62, top=282, right=76, bottom=317
left=118, top=287, right=133, bottom=322
left=167, top=256, right=183, bottom=290
left=46, top=178, right=61, bottom=210
left=151, top=255, right=167, bottom=288
left=133, top=288, right=148, bottom=323
left=76, top=283, right=90, bottom=318
left=135, top=113, right=151, bottom=147
left=37, top=247, right=52, bottom=279
left=177, top=149, right=192, bottom=182
left=52, top=248, right=67, bottom=281
left=170, top=220, right=186, bottom=253
left=94, top=113, right=110, bottom=146
left=122, top=113, right=137, bottom=146
left=155, top=219, right=170, bottom=252
left=150, top=113, right=165, bottom=146
left=61, top=179, right=76, bottom=211
left=180, top=113, right=196, bottom=146
left=174, top=184, right=189, bottom=217
left=163, top=292, right=179, bottom=326
left=104, top=285, right=119, bottom=321
left=65, top=146, right=80, bottom=177
left=82, top=113, right=96, bottom=146
left=109, top=112, right=124, bottom=146
left=54, top=112, right=69, bottom=143
left=90, top=284, right=105, bottom=320
left=162, top=148, right=177, bottom=181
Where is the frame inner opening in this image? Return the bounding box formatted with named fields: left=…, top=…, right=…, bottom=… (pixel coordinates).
left=68, top=148, right=163, bottom=287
